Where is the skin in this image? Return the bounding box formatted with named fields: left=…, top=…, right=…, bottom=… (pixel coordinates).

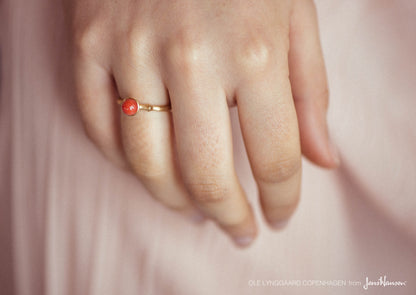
left=66, top=0, right=339, bottom=247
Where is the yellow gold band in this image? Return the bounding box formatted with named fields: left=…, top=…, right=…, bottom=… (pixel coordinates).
left=118, top=98, right=171, bottom=116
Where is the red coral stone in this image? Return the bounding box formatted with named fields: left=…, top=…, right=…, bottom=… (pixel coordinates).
left=121, top=98, right=138, bottom=116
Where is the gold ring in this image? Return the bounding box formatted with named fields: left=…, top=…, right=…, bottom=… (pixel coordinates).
left=117, top=98, right=171, bottom=116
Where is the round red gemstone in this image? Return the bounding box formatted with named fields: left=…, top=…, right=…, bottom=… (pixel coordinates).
left=121, top=98, right=138, bottom=116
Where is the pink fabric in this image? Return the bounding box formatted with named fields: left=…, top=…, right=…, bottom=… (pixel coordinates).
left=1, top=0, right=415, bottom=294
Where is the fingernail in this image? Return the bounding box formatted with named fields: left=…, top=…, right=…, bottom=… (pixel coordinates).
left=234, top=235, right=254, bottom=247
left=271, top=220, right=289, bottom=230
left=329, top=142, right=341, bottom=166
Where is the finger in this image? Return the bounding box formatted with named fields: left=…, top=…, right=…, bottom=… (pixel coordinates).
left=113, top=58, right=201, bottom=220
left=236, top=50, right=302, bottom=229
left=164, top=49, right=257, bottom=246
left=73, top=56, right=127, bottom=168
left=289, top=0, right=339, bottom=168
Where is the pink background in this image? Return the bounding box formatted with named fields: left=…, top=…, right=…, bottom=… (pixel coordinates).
left=1, top=0, right=415, bottom=294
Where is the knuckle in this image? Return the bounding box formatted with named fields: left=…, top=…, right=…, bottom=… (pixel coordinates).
left=73, top=25, right=101, bottom=56
left=122, top=124, right=168, bottom=181
left=131, top=161, right=166, bottom=182
left=235, top=36, right=273, bottom=72
left=165, top=32, right=205, bottom=72
left=125, top=149, right=166, bottom=181
left=254, top=155, right=301, bottom=184
left=186, top=178, right=231, bottom=204
left=124, top=27, right=150, bottom=61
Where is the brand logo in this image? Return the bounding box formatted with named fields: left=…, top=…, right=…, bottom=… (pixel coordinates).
left=363, top=276, right=407, bottom=290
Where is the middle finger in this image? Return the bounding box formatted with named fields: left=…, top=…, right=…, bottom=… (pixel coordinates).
left=164, top=46, right=257, bottom=246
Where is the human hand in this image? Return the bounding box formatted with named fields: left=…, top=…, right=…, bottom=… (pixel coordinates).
left=67, top=0, right=339, bottom=247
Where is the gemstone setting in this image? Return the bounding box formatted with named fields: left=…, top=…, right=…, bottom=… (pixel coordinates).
left=121, top=98, right=138, bottom=116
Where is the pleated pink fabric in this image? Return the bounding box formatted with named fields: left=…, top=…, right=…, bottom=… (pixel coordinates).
left=1, top=0, right=415, bottom=294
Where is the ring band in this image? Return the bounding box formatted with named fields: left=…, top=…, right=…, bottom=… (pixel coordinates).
left=117, top=98, right=171, bottom=116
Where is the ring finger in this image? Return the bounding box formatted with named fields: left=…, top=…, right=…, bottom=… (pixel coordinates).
left=112, top=56, right=198, bottom=218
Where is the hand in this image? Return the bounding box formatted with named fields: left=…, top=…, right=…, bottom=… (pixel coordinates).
left=67, top=0, right=339, bottom=247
